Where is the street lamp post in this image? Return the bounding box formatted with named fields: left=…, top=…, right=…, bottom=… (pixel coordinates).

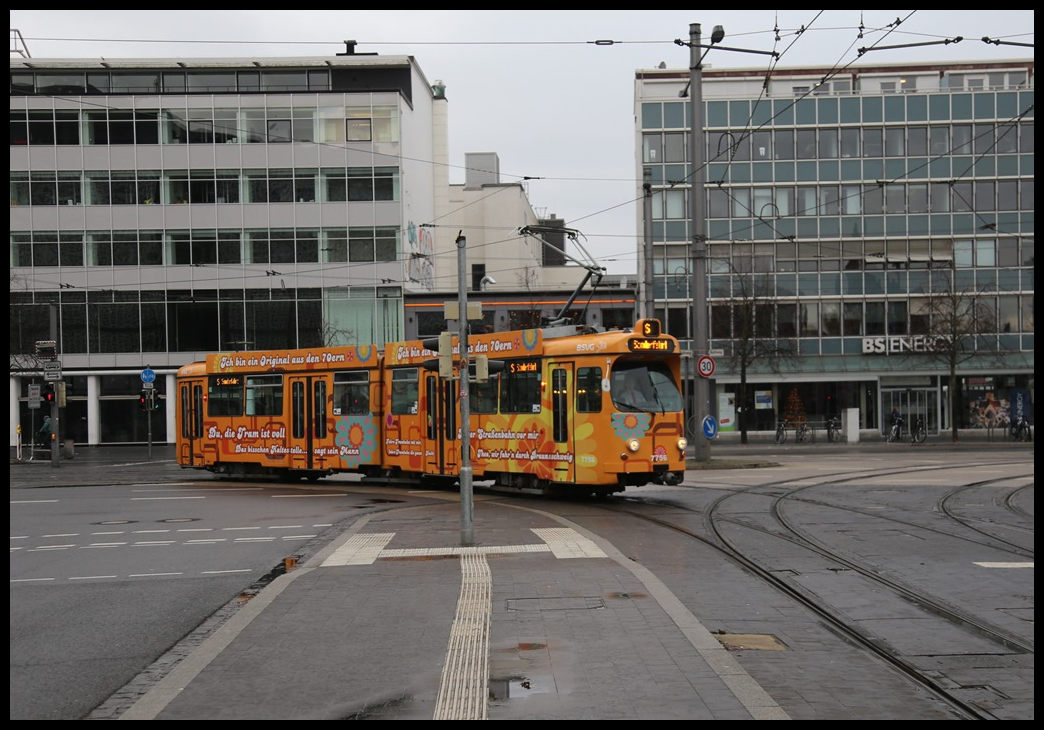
left=687, top=22, right=714, bottom=462
left=643, top=168, right=654, bottom=319
left=678, top=22, right=776, bottom=461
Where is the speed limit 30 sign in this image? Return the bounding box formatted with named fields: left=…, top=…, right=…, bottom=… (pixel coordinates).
left=697, top=355, right=715, bottom=378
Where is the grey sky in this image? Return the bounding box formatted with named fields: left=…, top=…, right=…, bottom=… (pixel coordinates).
left=9, top=10, right=1035, bottom=274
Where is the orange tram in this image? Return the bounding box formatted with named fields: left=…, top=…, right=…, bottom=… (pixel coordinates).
left=175, top=319, right=687, bottom=496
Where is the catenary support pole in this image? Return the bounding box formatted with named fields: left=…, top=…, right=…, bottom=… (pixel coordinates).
left=456, top=233, right=474, bottom=545
left=689, top=22, right=711, bottom=462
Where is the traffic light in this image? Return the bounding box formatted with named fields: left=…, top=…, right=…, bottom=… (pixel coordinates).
left=152, top=392, right=162, bottom=410
left=436, top=331, right=452, bottom=377
left=56, top=382, right=67, bottom=407
left=43, top=384, right=55, bottom=403
left=139, top=389, right=148, bottom=412
left=421, top=332, right=454, bottom=377
left=469, top=356, right=505, bottom=383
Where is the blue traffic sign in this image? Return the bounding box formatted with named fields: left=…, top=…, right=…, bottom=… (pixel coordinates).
left=140, top=368, right=156, bottom=383
left=701, top=415, right=718, bottom=440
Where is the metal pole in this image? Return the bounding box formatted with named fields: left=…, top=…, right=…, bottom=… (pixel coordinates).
left=642, top=168, right=654, bottom=320
left=456, top=233, right=474, bottom=546
left=49, top=304, right=60, bottom=468
left=689, top=22, right=711, bottom=462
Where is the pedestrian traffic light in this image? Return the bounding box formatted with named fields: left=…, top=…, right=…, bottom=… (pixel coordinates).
left=43, top=384, right=55, bottom=403
left=139, top=389, right=148, bottom=412
left=152, top=393, right=162, bottom=410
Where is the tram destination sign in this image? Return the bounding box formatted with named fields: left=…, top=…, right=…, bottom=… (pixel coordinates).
left=627, top=337, right=674, bottom=353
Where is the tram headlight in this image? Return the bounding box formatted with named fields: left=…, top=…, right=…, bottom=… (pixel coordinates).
left=626, top=439, right=641, bottom=453
left=677, top=437, right=688, bottom=450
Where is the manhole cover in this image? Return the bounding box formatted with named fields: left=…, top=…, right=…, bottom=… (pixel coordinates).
left=713, top=633, right=787, bottom=651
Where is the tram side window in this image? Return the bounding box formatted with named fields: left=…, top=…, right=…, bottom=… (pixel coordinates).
left=501, top=361, right=541, bottom=413
left=470, top=375, right=499, bottom=414
left=208, top=375, right=243, bottom=416
left=334, top=371, right=369, bottom=415
left=391, top=368, right=418, bottom=415
left=576, top=367, right=602, bottom=412
left=246, top=374, right=283, bottom=416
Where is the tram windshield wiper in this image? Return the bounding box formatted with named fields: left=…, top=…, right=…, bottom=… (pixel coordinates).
left=613, top=398, right=646, bottom=412
left=651, top=385, right=666, bottom=415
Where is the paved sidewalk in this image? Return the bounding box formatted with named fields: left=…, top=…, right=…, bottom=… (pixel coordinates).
left=112, top=496, right=787, bottom=720
left=12, top=438, right=1031, bottom=720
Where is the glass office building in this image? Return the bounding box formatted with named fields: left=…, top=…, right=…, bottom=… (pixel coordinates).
left=11, top=55, right=443, bottom=445
left=635, top=59, right=1033, bottom=434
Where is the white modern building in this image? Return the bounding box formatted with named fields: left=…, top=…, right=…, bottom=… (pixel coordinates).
left=11, top=52, right=445, bottom=445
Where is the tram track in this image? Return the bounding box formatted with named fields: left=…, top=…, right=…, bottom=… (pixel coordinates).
left=607, top=460, right=1034, bottom=720
left=1004, top=483, right=1034, bottom=520
left=938, top=480, right=1035, bottom=555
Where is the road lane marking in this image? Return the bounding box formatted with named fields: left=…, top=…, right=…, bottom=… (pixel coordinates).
left=974, top=562, right=1033, bottom=568
left=131, top=496, right=207, bottom=501
left=321, top=532, right=396, bottom=566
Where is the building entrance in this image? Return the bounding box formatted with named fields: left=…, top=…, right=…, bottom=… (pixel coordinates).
left=881, top=386, right=938, bottom=435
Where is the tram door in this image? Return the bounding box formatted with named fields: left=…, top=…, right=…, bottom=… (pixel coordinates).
left=549, top=363, right=575, bottom=484
left=423, top=374, right=459, bottom=476
left=178, top=378, right=206, bottom=467
left=287, top=375, right=329, bottom=471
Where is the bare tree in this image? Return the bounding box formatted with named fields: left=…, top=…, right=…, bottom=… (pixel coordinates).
left=515, top=266, right=539, bottom=291
left=320, top=319, right=357, bottom=347
left=718, top=268, right=796, bottom=444
left=913, top=261, right=999, bottom=442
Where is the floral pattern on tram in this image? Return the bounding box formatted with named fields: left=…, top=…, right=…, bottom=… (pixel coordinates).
left=336, top=414, right=378, bottom=468
left=571, top=417, right=601, bottom=484
left=611, top=411, right=651, bottom=440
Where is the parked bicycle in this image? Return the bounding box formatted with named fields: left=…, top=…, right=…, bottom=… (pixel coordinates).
left=774, top=419, right=789, bottom=444
left=795, top=421, right=814, bottom=443
left=825, top=416, right=842, bottom=443
left=1009, top=415, right=1032, bottom=442
left=910, top=415, right=927, bottom=444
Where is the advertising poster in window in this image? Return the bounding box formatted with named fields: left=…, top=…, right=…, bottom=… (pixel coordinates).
left=718, top=392, right=736, bottom=432
left=754, top=390, right=773, bottom=410
left=1008, top=388, right=1032, bottom=423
